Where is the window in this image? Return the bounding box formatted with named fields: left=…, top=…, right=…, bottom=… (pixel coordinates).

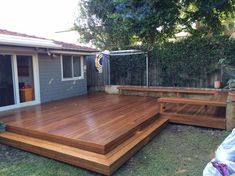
left=61, top=55, right=83, bottom=80
left=73, top=56, right=81, bottom=77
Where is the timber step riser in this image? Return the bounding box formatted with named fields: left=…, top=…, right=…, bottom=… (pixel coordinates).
left=6, top=125, right=104, bottom=154
left=109, top=122, right=168, bottom=173
left=6, top=112, right=160, bottom=155
left=0, top=117, right=168, bottom=176
left=161, top=114, right=226, bottom=129
left=104, top=113, right=160, bottom=153
left=0, top=137, right=110, bottom=175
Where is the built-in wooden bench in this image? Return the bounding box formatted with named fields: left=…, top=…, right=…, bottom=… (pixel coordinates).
left=158, top=97, right=226, bottom=109
left=117, top=86, right=228, bottom=129
left=158, top=97, right=226, bottom=129
left=117, top=86, right=226, bottom=100
left=118, top=86, right=218, bottom=95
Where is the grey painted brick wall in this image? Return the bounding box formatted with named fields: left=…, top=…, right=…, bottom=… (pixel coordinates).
left=38, top=54, right=87, bottom=103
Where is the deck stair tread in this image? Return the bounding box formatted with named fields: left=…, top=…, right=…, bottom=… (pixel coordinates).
left=6, top=110, right=160, bottom=154
left=0, top=117, right=168, bottom=176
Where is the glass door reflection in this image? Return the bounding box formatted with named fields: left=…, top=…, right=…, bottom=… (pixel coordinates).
left=0, top=55, right=15, bottom=107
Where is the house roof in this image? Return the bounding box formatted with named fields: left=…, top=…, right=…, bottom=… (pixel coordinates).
left=0, top=29, right=98, bottom=53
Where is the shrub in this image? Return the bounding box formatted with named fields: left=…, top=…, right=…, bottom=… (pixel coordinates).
left=110, top=36, right=235, bottom=87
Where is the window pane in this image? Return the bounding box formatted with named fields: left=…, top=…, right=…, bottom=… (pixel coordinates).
left=62, top=56, right=72, bottom=78
left=0, top=55, right=15, bottom=107
left=17, top=55, right=35, bottom=102
left=73, top=56, right=81, bottom=77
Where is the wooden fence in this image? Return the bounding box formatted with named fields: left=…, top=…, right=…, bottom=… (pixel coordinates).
left=86, top=56, right=110, bottom=92
left=86, top=56, right=227, bottom=91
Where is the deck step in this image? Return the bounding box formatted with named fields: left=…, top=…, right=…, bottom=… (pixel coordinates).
left=0, top=117, right=168, bottom=175
left=6, top=112, right=160, bottom=154
left=161, top=113, right=225, bottom=129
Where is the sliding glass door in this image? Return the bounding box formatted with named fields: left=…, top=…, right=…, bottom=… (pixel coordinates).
left=0, top=55, right=15, bottom=107
left=17, top=56, right=35, bottom=103
left=0, top=54, right=40, bottom=111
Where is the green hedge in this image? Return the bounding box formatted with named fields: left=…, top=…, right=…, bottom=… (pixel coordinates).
left=155, top=36, right=235, bottom=87
left=110, top=54, right=146, bottom=85
left=110, top=36, right=235, bottom=87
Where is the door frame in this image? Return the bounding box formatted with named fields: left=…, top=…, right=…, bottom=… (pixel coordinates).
left=0, top=54, right=41, bottom=112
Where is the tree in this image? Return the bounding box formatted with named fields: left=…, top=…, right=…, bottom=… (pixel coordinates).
left=182, top=0, right=235, bottom=36
left=75, top=0, right=235, bottom=50
left=75, top=0, right=133, bottom=50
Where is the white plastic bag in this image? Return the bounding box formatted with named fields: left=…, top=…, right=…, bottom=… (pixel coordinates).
left=203, top=129, right=235, bottom=176
left=203, top=159, right=224, bottom=176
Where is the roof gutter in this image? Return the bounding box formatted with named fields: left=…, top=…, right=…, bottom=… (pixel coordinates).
left=49, top=50, right=99, bottom=56
left=102, top=49, right=146, bottom=56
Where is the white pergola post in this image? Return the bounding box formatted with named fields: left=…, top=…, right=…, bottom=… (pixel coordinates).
left=145, top=53, right=149, bottom=87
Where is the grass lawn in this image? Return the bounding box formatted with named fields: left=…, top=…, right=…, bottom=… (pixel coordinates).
left=0, top=124, right=229, bottom=176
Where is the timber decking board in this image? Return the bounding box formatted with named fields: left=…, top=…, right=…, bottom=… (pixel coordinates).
left=0, top=93, right=160, bottom=154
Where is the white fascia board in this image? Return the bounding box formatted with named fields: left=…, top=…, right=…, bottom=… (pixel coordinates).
left=102, top=49, right=146, bottom=56
left=50, top=50, right=98, bottom=55
left=0, top=34, right=61, bottom=49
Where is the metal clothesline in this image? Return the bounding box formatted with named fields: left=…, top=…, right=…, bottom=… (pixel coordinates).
left=101, top=50, right=149, bottom=86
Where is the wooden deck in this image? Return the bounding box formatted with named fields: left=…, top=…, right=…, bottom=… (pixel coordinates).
left=0, top=91, right=227, bottom=175
left=0, top=93, right=168, bottom=175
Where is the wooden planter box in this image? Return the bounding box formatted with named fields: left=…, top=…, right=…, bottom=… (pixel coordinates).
left=20, top=87, right=33, bottom=102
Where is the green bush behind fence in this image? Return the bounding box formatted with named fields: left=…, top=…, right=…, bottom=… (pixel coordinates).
left=110, top=36, right=235, bottom=88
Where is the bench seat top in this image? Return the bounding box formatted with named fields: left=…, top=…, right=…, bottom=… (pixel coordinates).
left=118, top=86, right=222, bottom=95
left=158, top=97, right=226, bottom=107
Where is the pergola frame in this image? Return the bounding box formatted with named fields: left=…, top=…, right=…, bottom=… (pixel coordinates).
left=101, top=49, right=149, bottom=86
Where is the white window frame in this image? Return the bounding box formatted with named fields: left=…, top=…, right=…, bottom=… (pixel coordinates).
left=61, top=55, right=84, bottom=81
left=0, top=54, right=41, bottom=112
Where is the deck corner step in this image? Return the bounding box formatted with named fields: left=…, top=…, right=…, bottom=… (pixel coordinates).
left=0, top=117, right=168, bottom=176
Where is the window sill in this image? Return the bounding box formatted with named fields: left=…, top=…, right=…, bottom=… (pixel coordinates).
left=61, top=77, right=84, bottom=81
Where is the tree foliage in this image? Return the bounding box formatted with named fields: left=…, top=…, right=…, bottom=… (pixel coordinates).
left=75, top=0, right=235, bottom=50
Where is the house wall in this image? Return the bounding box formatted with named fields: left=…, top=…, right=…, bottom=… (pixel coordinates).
left=38, top=54, right=87, bottom=103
